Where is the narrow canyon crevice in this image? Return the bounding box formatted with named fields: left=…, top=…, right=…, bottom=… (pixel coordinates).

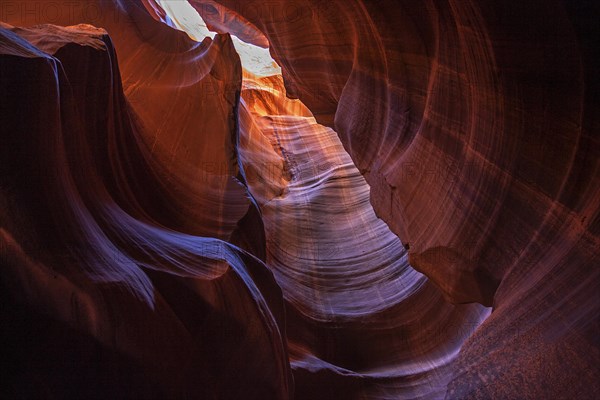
left=0, top=1, right=598, bottom=399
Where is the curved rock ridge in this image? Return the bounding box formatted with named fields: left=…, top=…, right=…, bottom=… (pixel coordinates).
left=154, top=3, right=491, bottom=397
left=221, top=1, right=599, bottom=398
left=240, top=71, right=433, bottom=319
left=239, top=69, right=490, bottom=399
left=0, top=19, right=291, bottom=399
left=208, top=0, right=599, bottom=301
left=5, top=0, right=252, bottom=240
left=1, top=0, right=599, bottom=399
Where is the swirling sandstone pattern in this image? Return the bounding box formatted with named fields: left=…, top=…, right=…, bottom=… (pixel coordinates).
left=207, top=1, right=600, bottom=397
left=1, top=0, right=598, bottom=399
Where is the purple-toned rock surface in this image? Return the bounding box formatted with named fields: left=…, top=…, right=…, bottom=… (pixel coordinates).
left=1, top=1, right=598, bottom=399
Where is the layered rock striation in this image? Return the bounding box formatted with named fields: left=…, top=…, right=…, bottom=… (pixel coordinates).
left=1, top=1, right=598, bottom=399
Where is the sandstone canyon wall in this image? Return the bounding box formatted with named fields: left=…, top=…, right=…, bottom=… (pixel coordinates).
left=0, top=1, right=598, bottom=399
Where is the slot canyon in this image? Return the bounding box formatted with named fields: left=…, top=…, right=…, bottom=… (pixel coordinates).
left=0, top=0, right=598, bottom=399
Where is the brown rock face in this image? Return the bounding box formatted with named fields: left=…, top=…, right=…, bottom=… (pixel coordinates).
left=1, top=1, right=598, bottom=399
left=207, top=1, right=600, bottom=397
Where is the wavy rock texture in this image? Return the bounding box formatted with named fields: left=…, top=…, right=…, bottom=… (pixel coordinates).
left=239, top=70, right=489, bottom=398
left=207, top=0, right=600, bottom=398
left=0, top=11, right=291, bottom=399
left=1, top=0, right=599, bottom=399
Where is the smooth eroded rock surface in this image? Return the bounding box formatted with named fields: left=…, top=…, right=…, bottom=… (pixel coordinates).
left=1, top=1, right=598, bottom=399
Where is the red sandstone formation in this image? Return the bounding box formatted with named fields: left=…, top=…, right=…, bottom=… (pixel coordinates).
left=1, top=1, right=598, bottom=399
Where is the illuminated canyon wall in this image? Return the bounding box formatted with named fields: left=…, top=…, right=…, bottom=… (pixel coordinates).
left=0, top=1, right=598, bottom=399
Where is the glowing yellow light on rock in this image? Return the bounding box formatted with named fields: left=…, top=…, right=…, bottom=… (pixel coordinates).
left=156, top=0, right=281, bottom=77
left=156, top=0, right=215, bottom=41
